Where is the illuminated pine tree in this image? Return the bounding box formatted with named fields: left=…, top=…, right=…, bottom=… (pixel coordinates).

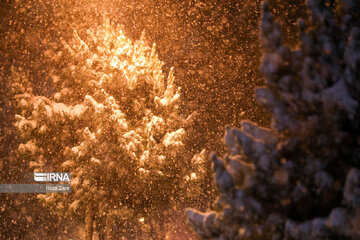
left=12, top=20, right=205, bottom=239
left=187, top=1, right=360, bottom=239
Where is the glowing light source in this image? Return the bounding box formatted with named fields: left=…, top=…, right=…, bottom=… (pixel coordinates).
left=139, top=217, right=145, bottom=223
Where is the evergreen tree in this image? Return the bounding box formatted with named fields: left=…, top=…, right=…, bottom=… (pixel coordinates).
left=12, top=20, right=205, bottom=239
left=187, top=0, right=360, bottom=239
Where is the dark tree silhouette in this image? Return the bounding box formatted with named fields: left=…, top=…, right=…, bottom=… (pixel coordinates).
left=187, top=0, right=360, bottom=239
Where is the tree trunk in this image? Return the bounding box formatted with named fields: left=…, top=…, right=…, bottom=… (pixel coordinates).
left=105, top=214, right=115, bottom=240
left=85, top=203, right=94, bottom=240
left=151, top=211, right=166, bottom=239
left=98, top=232, right=106, bottom=240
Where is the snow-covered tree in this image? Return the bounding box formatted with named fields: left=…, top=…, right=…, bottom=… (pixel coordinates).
left=187, top=0, right=360, bottom=239
left=12, top=20, right=206, bottom=239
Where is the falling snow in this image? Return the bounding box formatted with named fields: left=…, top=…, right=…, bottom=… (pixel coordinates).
left=1, top=0, right=358, bottom=239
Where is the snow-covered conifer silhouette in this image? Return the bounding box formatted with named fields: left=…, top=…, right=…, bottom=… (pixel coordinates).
left=187, top=1, right=360, bottom=239
left=12, top=20, right=205, bottom=239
